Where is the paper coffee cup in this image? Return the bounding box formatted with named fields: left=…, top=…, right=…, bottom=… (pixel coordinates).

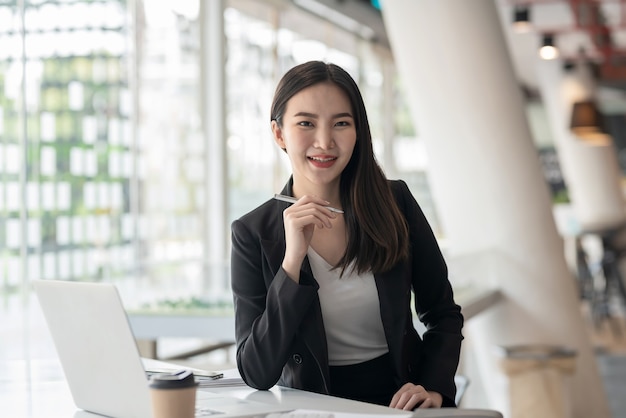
left=149, top=370, right=198, bottom=418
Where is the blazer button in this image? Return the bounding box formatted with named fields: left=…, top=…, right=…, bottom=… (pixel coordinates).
left=292, top=353, right=303, bottom=364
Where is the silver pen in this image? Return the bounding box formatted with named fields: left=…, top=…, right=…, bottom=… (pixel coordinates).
left=273, top=194, right=344, bottom=214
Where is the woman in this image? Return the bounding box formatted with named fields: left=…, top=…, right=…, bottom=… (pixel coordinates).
left=230, top=61, right=464, bottom=410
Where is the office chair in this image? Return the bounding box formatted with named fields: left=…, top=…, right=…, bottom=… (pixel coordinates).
left=454, top=374, right=470, bottom=405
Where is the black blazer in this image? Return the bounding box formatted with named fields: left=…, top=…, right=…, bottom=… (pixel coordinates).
left=230, top=179, right=464, bottom=406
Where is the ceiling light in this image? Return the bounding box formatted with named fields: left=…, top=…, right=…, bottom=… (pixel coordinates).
left=570, top=100, right=605, bottom=135
left=512, top=6, right=531, bottom=33
left=539, top=34, right=559, bottom=60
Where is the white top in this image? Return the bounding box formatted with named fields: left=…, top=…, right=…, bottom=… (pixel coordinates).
left=307, top=247, right=389, bottom=366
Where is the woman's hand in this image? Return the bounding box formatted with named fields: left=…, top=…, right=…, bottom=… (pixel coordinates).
left=281, top=195, right=336, bottom=281
left=389, top=383, right=443, bottom=410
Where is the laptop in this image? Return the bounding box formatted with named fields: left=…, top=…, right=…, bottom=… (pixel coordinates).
left=33, top=279, right=289, bottom=418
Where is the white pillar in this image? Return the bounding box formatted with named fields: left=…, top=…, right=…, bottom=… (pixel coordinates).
left=536, top=59, right=626, bottom=231
left=201, top=0, right=228, bottom=296
left=381, top=1, right=610, bottom=417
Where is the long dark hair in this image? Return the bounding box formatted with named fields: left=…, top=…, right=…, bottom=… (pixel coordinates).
left=271, top=61, right=409, bottom=274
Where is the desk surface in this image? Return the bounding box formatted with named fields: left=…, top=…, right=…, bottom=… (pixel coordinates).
left=1, top=358, right=501, bottom=418
left=1, top=286, right=502, bottom=417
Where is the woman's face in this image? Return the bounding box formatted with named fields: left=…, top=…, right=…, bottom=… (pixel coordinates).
left=271, top=82, right=357, bottom=193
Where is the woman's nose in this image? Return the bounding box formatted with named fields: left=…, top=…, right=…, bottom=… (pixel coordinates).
left=314, top=128, right=335, bottom=149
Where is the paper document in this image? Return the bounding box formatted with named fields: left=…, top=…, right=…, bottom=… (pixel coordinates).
left=271, top=410, right=412, bottom=418
left=196, top=367, right=246, bottom=388
left=142, top=358, right=244, bottom=387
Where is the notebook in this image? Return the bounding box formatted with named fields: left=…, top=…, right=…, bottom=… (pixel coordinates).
left=33, top=279, right=289, bottom=418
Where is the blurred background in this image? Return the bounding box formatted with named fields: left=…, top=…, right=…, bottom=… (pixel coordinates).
left=1, top=0, right=626, bottom=417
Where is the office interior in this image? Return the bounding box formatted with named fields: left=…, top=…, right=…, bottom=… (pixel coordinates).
left=2, top=0, right=626, bottom=417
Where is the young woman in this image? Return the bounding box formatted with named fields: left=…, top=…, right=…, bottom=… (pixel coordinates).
left=230, top=61, right=464, bottom=410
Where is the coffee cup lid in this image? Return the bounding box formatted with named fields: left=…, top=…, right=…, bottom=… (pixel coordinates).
left=149, top=369, right=198, bottom=389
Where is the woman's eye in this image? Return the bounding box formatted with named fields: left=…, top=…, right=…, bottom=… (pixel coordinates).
left=336, top=121, right=350, bottom=127
left=298, top=121, right=313, bottom=127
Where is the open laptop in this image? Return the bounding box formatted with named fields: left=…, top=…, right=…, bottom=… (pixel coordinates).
left=33, top=279, right=289, bottom=418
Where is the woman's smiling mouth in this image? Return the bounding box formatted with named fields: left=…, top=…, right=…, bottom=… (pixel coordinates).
left=308, top=155, right=338, bottom=168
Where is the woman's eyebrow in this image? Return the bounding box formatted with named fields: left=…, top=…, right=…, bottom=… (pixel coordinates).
left=292, top=111, right=353, bottom=119
left=293, top=111, right=317, bottom=118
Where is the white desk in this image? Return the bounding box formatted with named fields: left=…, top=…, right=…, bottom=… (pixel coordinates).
left=1, top=358, right=501, bottom=418
left=128, top=314, right=236, bottom=341
left=197, top=386, right=503, bottom=418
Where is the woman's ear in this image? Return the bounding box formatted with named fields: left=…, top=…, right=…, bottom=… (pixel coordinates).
left=271, top=120, right=286, bottom=151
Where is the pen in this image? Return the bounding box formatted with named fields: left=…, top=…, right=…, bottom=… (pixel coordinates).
left=273, top=194, right=344, bottom=214
left=147, top=368, right=223, bottom=380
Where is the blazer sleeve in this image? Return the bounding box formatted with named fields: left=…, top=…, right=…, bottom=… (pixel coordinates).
left=230, top=218, right=319, bottom=390
left=394, top=180, right=464, bottom=406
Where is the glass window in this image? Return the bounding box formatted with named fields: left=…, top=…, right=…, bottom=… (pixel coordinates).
left=1, top=0, right=440, bottom=365
left=225, top=5, right=280, bottom=220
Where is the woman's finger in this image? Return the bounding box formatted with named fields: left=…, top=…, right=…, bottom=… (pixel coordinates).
left=416, top=397, right=433, bottom=409
left=284, top=208, right=333, bottom=229
left=390, top=384, right=431, bottom=410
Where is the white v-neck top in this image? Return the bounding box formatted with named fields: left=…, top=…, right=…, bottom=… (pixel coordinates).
left=307, top=247, right=389, bottom=366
